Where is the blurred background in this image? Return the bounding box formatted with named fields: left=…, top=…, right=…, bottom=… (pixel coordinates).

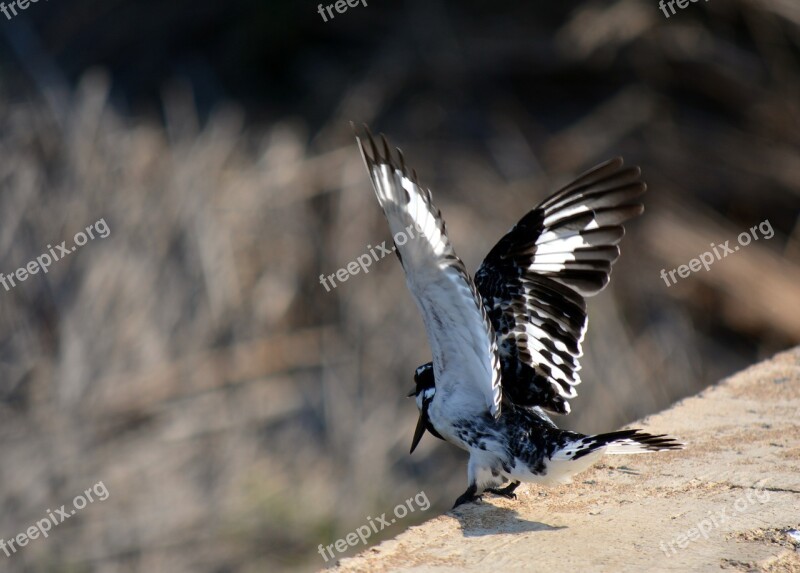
left=1, top=0, right=799, bottom=571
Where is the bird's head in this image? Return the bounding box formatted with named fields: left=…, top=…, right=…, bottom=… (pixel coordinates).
left=408, top=363, right=436, bottom=453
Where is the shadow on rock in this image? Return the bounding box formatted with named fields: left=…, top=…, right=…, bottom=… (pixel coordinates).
left=449, top=501, right=564, bottom=537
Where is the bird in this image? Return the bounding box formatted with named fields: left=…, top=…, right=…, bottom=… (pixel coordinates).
left=354, top=126, right=683, bottom=509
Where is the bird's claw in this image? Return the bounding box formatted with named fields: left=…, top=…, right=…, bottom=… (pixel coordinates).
left=452, top=493, right=482, bottom=508
left=486, top=481, right=520, bottom=499
left=487, top=488, right=517, bottom=499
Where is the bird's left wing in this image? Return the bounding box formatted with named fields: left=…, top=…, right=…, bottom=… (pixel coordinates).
left=474, top=157, right=646, bottom=415
left=356, top=128, right=502, bottom=419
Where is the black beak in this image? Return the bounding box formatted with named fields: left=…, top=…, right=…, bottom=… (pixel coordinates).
left=410, top=410, right=426, bottom=454
left=407, top=387, right=416, bottom=397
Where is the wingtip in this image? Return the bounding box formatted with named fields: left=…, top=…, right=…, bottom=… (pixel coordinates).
left=351, top=121, right=371, bottom=142
left=363, top=125, right=378, bottom=162
left=380, top=133, right=392, bottom=162
left=353, top=126, right=424, bottom=186
left=353, top=123, right=371, bottom=167
left=397, top=147, right=406, bottom=175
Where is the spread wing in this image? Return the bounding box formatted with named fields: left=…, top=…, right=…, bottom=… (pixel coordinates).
left=474, top=157, right=646, bottom=415
left=356, top=128, right=502, bottom=419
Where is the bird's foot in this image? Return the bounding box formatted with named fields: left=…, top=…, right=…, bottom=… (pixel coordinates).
left=486, top=488, right=516, bottom=500
left=452, top=484, right=481, bottom=508
left=486, top=481, right=520, bottom=499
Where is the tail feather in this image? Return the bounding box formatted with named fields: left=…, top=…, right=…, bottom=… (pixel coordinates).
left=555, top=429, right=683, bottom=461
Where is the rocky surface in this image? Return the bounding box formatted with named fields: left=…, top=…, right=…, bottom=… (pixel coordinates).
left=333, top=348, right=800, bottom=572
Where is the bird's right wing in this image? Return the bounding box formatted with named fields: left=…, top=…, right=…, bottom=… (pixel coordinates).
left=356, top=128, right=502, bottom=419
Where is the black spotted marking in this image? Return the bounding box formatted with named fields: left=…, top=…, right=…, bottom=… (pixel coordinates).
left=462, top=402, right=674, bottom=480
left=445, top=405, right=576, bottom=479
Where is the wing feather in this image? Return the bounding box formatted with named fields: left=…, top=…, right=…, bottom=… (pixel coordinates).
left=475, top=157, right=646, bottom=414
left=356, top=127, right=502, bottom=419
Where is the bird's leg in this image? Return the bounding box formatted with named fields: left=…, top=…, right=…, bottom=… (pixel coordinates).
left=452, top=484, right=481, bottom=508
left=486, top=480, right=521, bottom=499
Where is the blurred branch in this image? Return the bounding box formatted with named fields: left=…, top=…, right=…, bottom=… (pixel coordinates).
left=90, top=327, right=338, bottom=419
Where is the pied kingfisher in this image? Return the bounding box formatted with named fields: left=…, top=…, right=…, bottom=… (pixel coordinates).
left=355, top=127, right=682, bottom=508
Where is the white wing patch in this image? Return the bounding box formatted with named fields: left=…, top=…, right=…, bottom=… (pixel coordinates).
left=356, top=128, right=502, bottom=419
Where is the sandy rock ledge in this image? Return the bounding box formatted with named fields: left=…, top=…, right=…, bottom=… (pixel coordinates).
left=333, top=347, right=800, bottom=572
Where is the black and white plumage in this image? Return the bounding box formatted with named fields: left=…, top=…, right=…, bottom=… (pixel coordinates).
left=356, top=127, right=682, bottom=508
